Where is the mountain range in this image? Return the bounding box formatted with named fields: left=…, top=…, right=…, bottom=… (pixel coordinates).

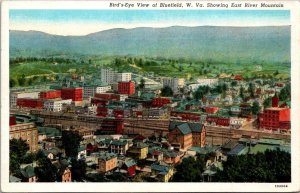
left=9, top=26, right=291, bottom=64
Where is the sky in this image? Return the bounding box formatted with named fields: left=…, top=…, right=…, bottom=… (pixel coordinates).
left=9, top=10, right=290, bottom=36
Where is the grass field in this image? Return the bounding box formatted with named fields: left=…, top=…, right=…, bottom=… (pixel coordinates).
left=9, top=56, right=291, bottom=87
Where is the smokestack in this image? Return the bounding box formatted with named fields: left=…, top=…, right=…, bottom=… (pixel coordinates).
left=272, top=92, right=279, bottom=108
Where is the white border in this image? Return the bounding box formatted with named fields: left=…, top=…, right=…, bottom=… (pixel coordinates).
left=1, top=1, right=300, bottom=192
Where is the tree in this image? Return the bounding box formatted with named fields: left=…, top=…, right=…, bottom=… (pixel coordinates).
left=17, top=76, right=26, bottom=87
left=263, top=97, right=272, bottom=108
left=35, top=157, right=57, bottom=182
left=171, top=154, right=206, bottom=182
left=194, top=85, right=210, bottom=100
left=139, top=78, right=145, bottom=90
left=10, top=79, right=17, bottom=88
left=279, top=83, right=291, bottom=101
left=62, top=130, right=83, bottom=158
left=215, top=149, right=291, bottom=182
left=251, top=101, right=261, bottom=115
left=27, top=78, right=33, bottom=86
left=248, top=82, right=255, bottom=98
left=9, top=139, right=29, bottom=174
left=161, top=86, right=173, bottom=97
left=71, top=158, right=87, bottom=182
left=239, top=86, right=245, bottom=100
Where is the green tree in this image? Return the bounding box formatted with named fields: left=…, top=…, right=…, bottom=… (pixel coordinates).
left=139, top=78, right=145, bottom=90
left=62, top=130, right=83, bottom=158
left=161, top=86, right=173, bottom=97
left=27, top=78, right=33, bottom=86
left=35, top=157, right=57, bottom=182
left=17, top=76, right=26, bottom=87
left=263, top=97, right=272, bottom=108
left=251, top=101, right=261, bottom=115
left=171, top=154, right=206, bottom=182
left=71, top=158, right=87, bottom=182
left=9, top=78, right=17, bottom=88
left=279, top=83, right=291, bottom=101
left=9, top=139, right=29, bottom=174
left=215, top=149, right=290, bottom=182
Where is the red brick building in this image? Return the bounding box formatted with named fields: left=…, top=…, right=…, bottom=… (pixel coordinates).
left=168, top=121, right=206, bottom=150
left=10, top=116, right=16, bottom=126
left=99, top=119, right=124, bottom=134
left=151, top=97, right=171, bottom=108
left=258, top=93, right=291, bottom=131
left=39, top=90, right=61, bottom=99
left=94, top=93, right=121, bottom=101
left=205, top=107, right=219, bottom=114
left=16, top=98, right=43, bottom=109
left=170, top=111, right=200, bottom=121
left=259, top=108, right=290, bottom=130
left=118, top=81, right=135, bottom=95
left=61, top=88, right=83, bottom=101
left=206, top=116, right=230, bottom=127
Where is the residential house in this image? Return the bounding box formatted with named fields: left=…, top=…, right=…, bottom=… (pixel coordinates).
left=127, top=142, right=148, bottom=160
left=97, top=152, right=117, bottom=173
left=150, top=163, right=174, bottom=182
left=20, top=165, right=37, bottom=182
left=77, top=146, right=87, bottom=160
left=110, top=140, right=129, bottom=155
left=121, top=158, right=137, bottom=177
left=53, top=159, right=72, bottom=182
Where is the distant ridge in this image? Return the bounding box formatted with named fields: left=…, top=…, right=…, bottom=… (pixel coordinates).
left=9, top=26, right=291, bottom=63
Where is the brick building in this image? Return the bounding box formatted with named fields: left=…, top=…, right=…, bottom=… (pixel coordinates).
left=39, top=90, right=61, bottom=99
left=61, top=88, right=83, bottom=102
left=10, top=122, right=38, bottom=152
left=168, top=121, right=206, bottom=150
left=259, top=94, right=291, bottom=130
left=151, top=97, right=171, bottom=108
left=16, top=98, right=44, bottom=109
left=118, top=81, right=135, bottom=95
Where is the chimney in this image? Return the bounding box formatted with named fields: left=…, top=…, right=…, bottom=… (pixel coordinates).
left=272, top=92, right=279, bottom=107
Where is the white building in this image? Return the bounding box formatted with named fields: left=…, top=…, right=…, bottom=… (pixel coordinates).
left=101, top=68, right=132, bottom=84
left=101, top=68, right=116, bottom=84
left=116, top=72, right=132, bottom=82
left=83, top=85, right=111, bottom=100
left=162, top=77, right=184, bottom=94
left=10, top=91, right=40, bottom=108
left=43, top=99, right=72, bottom=112
left=188, top=79, right=218, bottom=92
left=197, top=78, right=218, bottom=85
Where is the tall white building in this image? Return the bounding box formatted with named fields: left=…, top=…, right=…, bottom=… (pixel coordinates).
left=162, top=77, right=184, bottom=94
left=101, top=68, right=132, bottom=84
left=10, top=91, right=40, bottom=108
left=43, top=99, right=72, bottom=112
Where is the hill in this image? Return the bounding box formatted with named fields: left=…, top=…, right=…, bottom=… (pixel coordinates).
left=9, top=26, right=291, bottom=64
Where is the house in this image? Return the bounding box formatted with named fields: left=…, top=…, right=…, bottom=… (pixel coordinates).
left=127, top=142, right=148, bottom=160
left=150, top=163, right=174, bottom=182
left=110, top=140, right=129, bottom=155
left=147, top=148, right=164, bottom=162
left=163, top=151, right=181, bottom=164
left=97, top=152, right=117, bottom=173
left=121, top=158, right=137, bottom=177
left=77, top=146, right=87, bottom=160
left=20, top=165, right=37, bottom=182
left=44, top=147, right=62, bottom=160
left=9, top=175, right=22, bottom=182
left=53, top=159, right=72, bottom=182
